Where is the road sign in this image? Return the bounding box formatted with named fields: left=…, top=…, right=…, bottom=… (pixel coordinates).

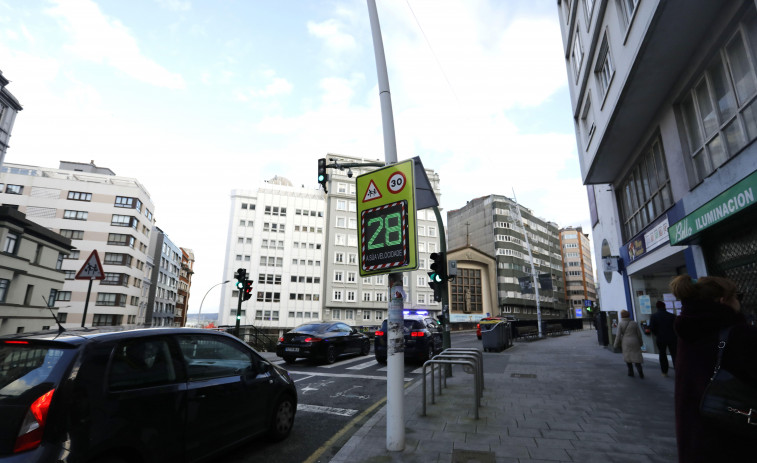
left=75, top=250, right=105, bottom=280
left=356, top=159, right=418, bottom=276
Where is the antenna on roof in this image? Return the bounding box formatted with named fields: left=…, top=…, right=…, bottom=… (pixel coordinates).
left=41, top=295, right=66, bottom=334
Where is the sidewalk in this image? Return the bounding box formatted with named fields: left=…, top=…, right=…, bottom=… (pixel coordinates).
left=329, top=330, right=678, bottom=463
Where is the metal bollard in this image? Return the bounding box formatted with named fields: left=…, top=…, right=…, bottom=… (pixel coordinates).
left=422, top=359, right=480, bottom=419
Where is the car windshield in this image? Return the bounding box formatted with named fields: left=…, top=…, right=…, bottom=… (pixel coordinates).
left=380, top=320, right=423, bottom=331
left=0, top=342, right=77, bottom=399
left=292, top=324, right=330, bottom=334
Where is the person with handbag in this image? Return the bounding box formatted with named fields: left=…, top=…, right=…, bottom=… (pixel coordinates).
left=614, top=310, right=644, bottom=378
left=648, top=300, right=677, bottom=377
left=671, top=274, right=757, bottom=463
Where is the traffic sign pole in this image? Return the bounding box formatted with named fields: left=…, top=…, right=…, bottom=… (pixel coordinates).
left=81, top=279, right=93, bottom=328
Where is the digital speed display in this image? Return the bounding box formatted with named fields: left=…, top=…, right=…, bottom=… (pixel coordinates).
left=361, top=200, right=408, bottom=272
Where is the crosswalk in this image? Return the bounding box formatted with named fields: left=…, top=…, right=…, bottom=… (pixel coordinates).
left=271, top=354, right=427, bottom=376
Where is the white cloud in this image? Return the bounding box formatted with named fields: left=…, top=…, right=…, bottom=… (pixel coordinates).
left=307, top=18, right=357, bottom=53
left=45, top=0, right=185, bottom=89
left=155, top=0, right=191, bottom=12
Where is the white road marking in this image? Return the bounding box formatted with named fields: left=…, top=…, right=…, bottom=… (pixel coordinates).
left=287, top=370, right=412, bottom=381
left=319, top=355, right=372, bottom=368
left=297, top=404, right=358, bottom=417
left=347, top=360, right=379, bottom=370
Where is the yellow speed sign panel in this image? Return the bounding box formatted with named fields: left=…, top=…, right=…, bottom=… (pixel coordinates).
left=355, top=159, right=418, bottom=276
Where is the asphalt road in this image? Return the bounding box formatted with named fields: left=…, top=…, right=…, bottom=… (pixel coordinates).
left=217, top=330, right=479, bottom=463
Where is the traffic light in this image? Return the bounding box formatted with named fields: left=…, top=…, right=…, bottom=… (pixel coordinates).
left=242, top=279, right=253, bottom=301
left=429, top=252, right=446, bottom=282
left=234, top=268, right=246, bottom=289
left=317, top=158, right=329, bottom=193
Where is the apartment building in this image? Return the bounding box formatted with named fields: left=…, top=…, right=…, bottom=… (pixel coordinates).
left=559, top=226, right=597, bottom=316
left=0, top=206, right=73, bottom=334
left=447, top=195, right=567, bottom=321
left=0, top=161, right=157, bottom=328
left=219, top=177, right=326, bottom=328
left=322, top=154, right=442, bottom=327
left=0, top=70, right=22, bottom=169
left=144, top=227, right=182, bottom=326
left=557, top=1, right=757, bottom=341
left=177, top=247, right=195, bottom=326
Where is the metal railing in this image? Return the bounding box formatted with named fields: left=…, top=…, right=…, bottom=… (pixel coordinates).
left=421, top=348, right=483, bottom=419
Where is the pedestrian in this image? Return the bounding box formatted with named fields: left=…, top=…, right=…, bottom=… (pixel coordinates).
left=672, top=274, right=757, bottom=463
left=614, top=309, right=644, bottom=378
left=648, top=300, right=677, bottom=376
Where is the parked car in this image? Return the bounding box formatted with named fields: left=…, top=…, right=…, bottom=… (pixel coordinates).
left=374, top=311, right=443, bottom=364
left=276, top=322, right=371, bottom=364
left=0, top=327, right=297, bottom=463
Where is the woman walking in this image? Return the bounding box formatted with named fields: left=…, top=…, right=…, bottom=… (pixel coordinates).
left=614, top=309, right=644, bottom=378
left=672, top=275, right=757, bottom=463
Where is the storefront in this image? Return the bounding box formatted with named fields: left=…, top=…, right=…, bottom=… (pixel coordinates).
left=668, top=169, right=757, bottom=322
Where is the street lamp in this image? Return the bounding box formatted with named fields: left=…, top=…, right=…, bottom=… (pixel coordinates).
left=197, top=280, right=230, bottom=328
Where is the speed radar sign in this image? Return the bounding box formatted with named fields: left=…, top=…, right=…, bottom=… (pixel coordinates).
left=356, top=159, right=418, bottom=276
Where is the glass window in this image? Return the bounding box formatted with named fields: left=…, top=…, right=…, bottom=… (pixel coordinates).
left=3, top=233, right=18, bottom=254
left=176, top=334, right=254, bottom=381
left=108, top=338, right=178, bottom=390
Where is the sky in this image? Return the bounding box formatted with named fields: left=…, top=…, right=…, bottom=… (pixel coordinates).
left=0, top=0, right=588, bottom=315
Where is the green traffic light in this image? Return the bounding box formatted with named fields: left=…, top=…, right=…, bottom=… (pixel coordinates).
left=236, top=281, right=244, bottom=289
left=318, top=174, right=325, bottom=182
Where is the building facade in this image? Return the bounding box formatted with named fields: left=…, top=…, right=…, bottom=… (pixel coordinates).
left=177, top=247, right=195, bottom=326
left=447, top=195, right=567, bottom=321
left=0, top=206, right=73, bottom=334
left=144, top=227, right=182, bottom=326
left=0, top=70, right=22, bottom=169
left=557, top=1, right=757, bottom=351
left=0, top=161, right=157, bottom=328
left=219, top=178, right=326, bottom=328
left=559, top=226, right=597, bottom=316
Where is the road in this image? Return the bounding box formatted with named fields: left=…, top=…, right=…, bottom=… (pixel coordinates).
left=217, top=330, right=480, bottom=463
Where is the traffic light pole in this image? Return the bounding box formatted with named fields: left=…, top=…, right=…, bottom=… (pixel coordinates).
left=432, top=206, right=451, bottom=350
left=235, top=289, right=242, bottom=337
left=367, top=0, right=403, bottom=452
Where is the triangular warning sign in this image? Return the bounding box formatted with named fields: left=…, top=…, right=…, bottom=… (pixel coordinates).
left=75, top=250, right=106, bottom=280
left=363, top=180, right=383, bottom=202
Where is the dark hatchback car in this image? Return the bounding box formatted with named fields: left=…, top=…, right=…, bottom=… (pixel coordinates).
left=276, top=322, right=371, bottom=364
left=374, top=312, right=443, bottom=364
left=0, top=327, right=297, bottom=463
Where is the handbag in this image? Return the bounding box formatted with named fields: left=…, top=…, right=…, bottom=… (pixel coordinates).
left=699, top=326, right=757, bottom=436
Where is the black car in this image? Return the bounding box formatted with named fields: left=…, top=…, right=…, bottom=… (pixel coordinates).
left=276, top=322, right=371, bottom=364
left=374, top=312, right=443, bottom=364
left=0, top=327, right=297, bottom=463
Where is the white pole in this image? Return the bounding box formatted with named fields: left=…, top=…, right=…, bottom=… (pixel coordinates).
left=366, top=0, right=404, bottom=451
left=197, top=280, right=230, bottom=328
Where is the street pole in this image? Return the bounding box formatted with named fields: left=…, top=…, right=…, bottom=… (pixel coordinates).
left=197, top=280, right=230, bottom=328
left=511, top=190, right=543, bottom=338
left=367, top=0, right=404, bottom=452
left=433, top=206, right=451, bottom=350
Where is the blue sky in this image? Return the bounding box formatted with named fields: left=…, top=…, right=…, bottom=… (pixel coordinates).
left=0, top=0, right=587, bottom=314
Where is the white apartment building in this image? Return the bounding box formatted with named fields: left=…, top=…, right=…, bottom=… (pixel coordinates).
left=559, top=226, right=597, bottom=316
left=0, top=161, right=157, bottom=328
left=144, top=227, right=182, bottom=326
left=219, top=177, right=326, bottom=328
left=0, top=70, right=22, bottom=169
left=322, top=154, right=442, bottom=327
left=557, top=0, right=757, bottom=344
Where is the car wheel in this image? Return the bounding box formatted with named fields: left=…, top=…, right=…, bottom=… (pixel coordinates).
left=283, top=356, right=296, bottom=364
left=324, top=345, right=337, bottom=364
left=267, top=395, right=296, bottom=442
left=361, top=341, right=371, bottom=356
left=375, top=356, right=386, bottom=364
left=425, top=343, right=435, bottom=361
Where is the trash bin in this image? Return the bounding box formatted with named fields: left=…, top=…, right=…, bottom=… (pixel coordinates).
left=482, top=322, right=507, bottom=352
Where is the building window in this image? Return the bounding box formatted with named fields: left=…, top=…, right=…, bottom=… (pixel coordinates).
left=63, top=210, right=88, bottom=220
left=115, top=196, right=142, bottom=211
left=584, top=0, right=594, bottom=22
left=617, top=0, right=639, bottom=29
left=67, top=191, right=92, bottom=201
left=680, top=26, right=757, bottom=182
left=333, top=290, right=343, bottom=301
left=0, top=279, right=8, bottom=302
left=107, top=233, right=135, bottom=247
left=450, top=268, right=482, bottom=313
left=618, top=136, right=673, bottom=240
left=111, top=214, right=138, bottom=228
left=5, top=184, right=23, bottom=194
left=3, top=233, right=18, bottom=254
left=56, top=291, right=72, bottom=301
left=59, top=229, right=84, bottom=240
left=595, top=34, right=613, bottom=99
left=571, top=26, right=583, bottom=78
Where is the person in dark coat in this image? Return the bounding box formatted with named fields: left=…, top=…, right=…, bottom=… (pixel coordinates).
left=672, top=275, right=757, bottom=463
left=648, top=300, right=677, bottom=376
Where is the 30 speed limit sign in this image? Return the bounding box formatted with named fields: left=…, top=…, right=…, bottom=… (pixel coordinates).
left=387, top=172, right=406, bottom=194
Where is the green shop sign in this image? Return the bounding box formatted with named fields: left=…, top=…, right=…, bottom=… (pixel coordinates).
left=669, top=170, right=757, bottom=245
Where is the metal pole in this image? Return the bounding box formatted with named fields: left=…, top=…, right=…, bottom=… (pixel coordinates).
left=198, top=280, right=230, bottom=328
left=81, top=279, right=93, bottom=328
left=433, top=206, right=451, bottom=350
left=235, top=288, right=242, bottom=337
left=367, top=0, right=403, bottom=452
